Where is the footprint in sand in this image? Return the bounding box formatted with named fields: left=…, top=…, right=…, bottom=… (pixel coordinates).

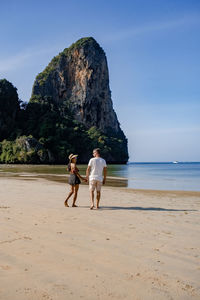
left=182, top=284, right=197, bottom=295
left=185, top=284, right=193, bottom=290
left=162, top=231, right=172, bottom=235
left=53, top=284, right=68, bottom=291
left=127, top=274, right=134, bottom=280
left=0, top=265, right=11, bottom=270
left=0, top=236, right=32, bottom=244
left=23, top=236, right=32, bottom=240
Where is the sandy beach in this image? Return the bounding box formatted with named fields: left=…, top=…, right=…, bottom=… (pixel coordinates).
left=0, top=177, right=200, bottom=300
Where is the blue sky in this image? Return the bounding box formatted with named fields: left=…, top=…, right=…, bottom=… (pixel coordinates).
left=0, top=0, right=200, bottom=162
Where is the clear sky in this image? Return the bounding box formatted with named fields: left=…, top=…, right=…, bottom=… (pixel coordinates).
left=0, top=0, right=200, bottom=162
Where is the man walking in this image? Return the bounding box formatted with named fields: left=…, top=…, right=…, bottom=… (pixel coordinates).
left=86, top=148, right=107, bottom=209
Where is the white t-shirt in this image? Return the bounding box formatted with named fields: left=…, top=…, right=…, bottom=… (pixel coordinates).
left=88, top=157, right=107, bottom=182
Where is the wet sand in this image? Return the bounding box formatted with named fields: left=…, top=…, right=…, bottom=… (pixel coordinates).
left=0, top=177, right=200, bottom=300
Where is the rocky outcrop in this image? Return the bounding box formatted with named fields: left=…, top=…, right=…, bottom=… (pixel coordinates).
left=0, top=42, right=129, bottom=164
left=0, top=79, right=20, bottom=141
left=29, top=37, right=129, bottom=163
left=0, top=136, right=51, bottom=164
left=32, top=37, right=122, bottom=134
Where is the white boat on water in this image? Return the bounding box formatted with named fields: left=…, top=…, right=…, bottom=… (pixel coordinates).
left=173, top=161, right=179, bottom=164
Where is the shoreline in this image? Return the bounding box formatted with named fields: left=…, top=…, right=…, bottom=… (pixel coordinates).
left=1, top=173, right=200, bottom=195
left=123, top=187, right=200, bottom=197
left=1, top=163, right=200, bottom=193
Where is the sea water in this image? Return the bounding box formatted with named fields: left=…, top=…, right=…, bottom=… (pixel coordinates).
left=113, top=162, right=200, bottom=191
left=0, top=162, right=200, bottom=191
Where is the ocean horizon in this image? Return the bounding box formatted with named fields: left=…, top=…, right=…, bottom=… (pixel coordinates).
left=129, top=161, right=200, bottom=164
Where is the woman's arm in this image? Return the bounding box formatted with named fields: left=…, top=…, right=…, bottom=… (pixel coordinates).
left=71, top=164, right=87, bottom=182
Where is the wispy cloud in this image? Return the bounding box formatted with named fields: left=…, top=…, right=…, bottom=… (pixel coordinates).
left=0, top=47, right=58, bottom=73
left=104, top=14, right=200, bottom=42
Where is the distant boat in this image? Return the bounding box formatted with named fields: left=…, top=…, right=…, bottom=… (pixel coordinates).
left=173, top=161, right=179, bottom=164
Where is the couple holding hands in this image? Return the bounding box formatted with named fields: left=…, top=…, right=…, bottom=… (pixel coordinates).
left=64, top=148, right=107, bottom=209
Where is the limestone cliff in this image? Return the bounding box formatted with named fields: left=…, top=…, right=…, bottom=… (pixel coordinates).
left=30, top=37, right=128, bottom=163
left=32, top=37, right=123, bottom=133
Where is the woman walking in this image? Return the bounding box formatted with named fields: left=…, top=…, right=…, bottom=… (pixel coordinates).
left=64, top=154, right=86, bottom=207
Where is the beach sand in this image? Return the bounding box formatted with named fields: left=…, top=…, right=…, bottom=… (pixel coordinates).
left=0, top=177, right=200, bottom=300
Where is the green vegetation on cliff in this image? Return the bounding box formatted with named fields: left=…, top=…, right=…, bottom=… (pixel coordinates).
left=0, top=79, right=20, bottom=140
left=1, top=36, right=129, bottom=164
left=0, top=136, right=43, bottom=164
left=64, top=37, right=103, bottom=54
left=0, top=79, right=128, bottom=163
left=35, top=37, right=103, bottom=87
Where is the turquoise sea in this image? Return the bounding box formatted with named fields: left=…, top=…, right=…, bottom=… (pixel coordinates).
left=120, top=162, right=200, bottom=191
left=0, top=162, right=200, bottom=191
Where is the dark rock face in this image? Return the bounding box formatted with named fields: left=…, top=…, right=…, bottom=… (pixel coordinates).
left=32, top=38, right=122, bottom=134
left=0, top=79, right=20, bottom=141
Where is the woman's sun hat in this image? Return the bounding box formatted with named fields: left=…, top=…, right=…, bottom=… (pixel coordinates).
left=68, top=153, right=78, bottom=160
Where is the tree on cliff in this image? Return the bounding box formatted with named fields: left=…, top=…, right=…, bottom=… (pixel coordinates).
left=0, top=79, right=20, bottom=141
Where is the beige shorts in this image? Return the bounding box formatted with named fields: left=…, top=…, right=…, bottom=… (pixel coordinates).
left=89, top=180, right=102, bottom=192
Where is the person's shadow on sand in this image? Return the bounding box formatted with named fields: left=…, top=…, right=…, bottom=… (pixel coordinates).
left=100, top=206, right=197, bottom=212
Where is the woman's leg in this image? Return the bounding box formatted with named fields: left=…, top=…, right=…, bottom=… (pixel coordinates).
left=72, top=184, right=79, bottom=207
left=64, top=185, right=74, bottom=207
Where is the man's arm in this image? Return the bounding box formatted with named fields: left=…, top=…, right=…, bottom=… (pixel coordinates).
left=86, top=166, right=91, bottom=182
left=103, top=167, right=107, bottom=185
left=76, top=171, right=87, bottom=182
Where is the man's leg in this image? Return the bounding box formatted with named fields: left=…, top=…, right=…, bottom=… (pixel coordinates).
left=96, top=181, right=102, bottom=209
left=90, top=190, right=95, bottom=209
left=89, top=180, right=95, bottom=209
left=96, top=191, right=101, bottom=209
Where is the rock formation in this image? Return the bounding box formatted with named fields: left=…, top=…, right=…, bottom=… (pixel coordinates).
left=0, top=37, right=129, bottom=164
left=0, top=79, right=20, bottom=141
left=0, top=39, right=129, bottom=164
left=32, top=37, right=124, bottom=136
